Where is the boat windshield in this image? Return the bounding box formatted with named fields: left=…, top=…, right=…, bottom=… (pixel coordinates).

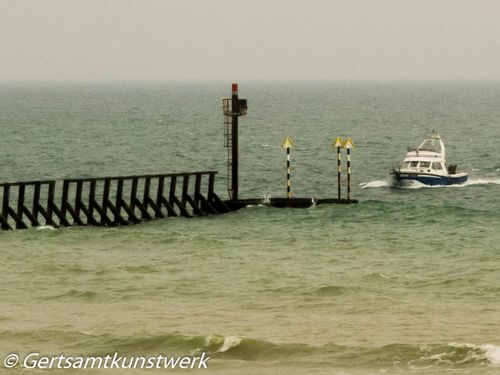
left=418, top=138, right=442, bottom=153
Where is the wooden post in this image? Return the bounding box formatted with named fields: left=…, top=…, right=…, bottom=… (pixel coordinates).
left=194, top=173, right=202, bottom=206
left=131, top=177, right=150, bottom=220
left=0, top=211, right=12, bottom=230
left=17, top=184, right=25, bottom=226
left=33, top=182, right=41, bottom=223
left=169, top=175, right=177, bottom=208
left=208, top=173, right=215, bottom=201
left=115, top=178, right=124, bottom=222
left=130, top=177, right=138, bottom=213
left=157, top=176, right=176, bottom=217
left=169, top=175, right=191, bottom=218
left=2, top=185, right=10, bottom=229
left=143, top=177, right=151, bottom=218
left=47, top=182, right=55, bottom=223
left=101, top=179, right=111, bottom=225
left=157, top=176, right=165, bottom=209
left=182, top=175, right=189, bottom=207
left=89, top=180, right=96, bottom=217
left=61, top=180, right=69, bottom=219
left=75, top=181, right=83, bottom=218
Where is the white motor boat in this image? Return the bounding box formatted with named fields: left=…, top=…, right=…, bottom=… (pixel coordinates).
left=391, top=132, right=468, bottom=187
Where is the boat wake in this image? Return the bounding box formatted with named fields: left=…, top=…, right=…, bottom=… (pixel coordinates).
left=462, top=178, right=500, bottom=186
left=360, top=178, right=500, bottom=189
left=359, top=180, right=390, bottom=189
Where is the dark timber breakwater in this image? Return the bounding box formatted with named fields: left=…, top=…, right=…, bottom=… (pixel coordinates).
left=0, top=83, right=357, bottom=231
left=0, top=172, right=231, bottom=230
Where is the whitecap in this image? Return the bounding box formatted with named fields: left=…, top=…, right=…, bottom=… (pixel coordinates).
left=218, top=336, right=242, bottom=353
left=448, top=342, right=500, bottom=366
left=203, top=334, right=214, bottom=346
left=481, top=344, right=500, bottom=366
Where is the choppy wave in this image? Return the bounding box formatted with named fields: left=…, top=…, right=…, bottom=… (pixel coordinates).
left=407, top=343, right=500, bottom=369
left=105, top=336, right=500, bottom=368
left=356, top=199, right=500, bottom=222
left=4, top=330, right=498, bottom=369
left=308, top=285, right=358, bottom=296
left=45, top=289, right=103, bottom=301
left=206, top=338, right=499, bottom=368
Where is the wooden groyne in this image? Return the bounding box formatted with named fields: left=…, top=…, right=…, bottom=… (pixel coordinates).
left=0, top=171, right=230, bottom=231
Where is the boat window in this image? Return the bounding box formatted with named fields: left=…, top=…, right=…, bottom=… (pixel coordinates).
left=418, top=138, right=443, bottom=153
left=410, top=161, right=418, bottom=168
left=432, top=162, right=443, bottom=170
left=404, top=162, right=411, bottom=168
left=420, top=161, right=430, bottom=168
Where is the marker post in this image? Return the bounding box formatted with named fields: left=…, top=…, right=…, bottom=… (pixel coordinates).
left=281, top=137, right=295, bottom=199
left=343, top=137, right=355, bottom=201
left=332, top=137, right=343, bottom=200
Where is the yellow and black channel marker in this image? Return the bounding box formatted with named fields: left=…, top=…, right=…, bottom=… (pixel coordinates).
left=281, top=137, right=295, bottom=199
left=343, top=137, right=355, bottom=201
left=332, top=136, right=344, bottom=200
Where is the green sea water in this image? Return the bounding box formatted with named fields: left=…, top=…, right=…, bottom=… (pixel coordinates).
left=1, top=82, right=500, bottom=374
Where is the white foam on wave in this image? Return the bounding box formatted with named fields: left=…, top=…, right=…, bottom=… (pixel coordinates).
left=201, top=334, right=242, bottom=353
left=448, top=342, right=500, bottom=366
left=36, top=225, right=56, bottom=231
left=218, top=336, right=242, bottom=353
left=359, top=180, right=390, bottom=189
left=409, top=343, right=500, bottom=369
left=481, top=344, right=500, bottom=366
left=203, top=334, right=214, bottom=347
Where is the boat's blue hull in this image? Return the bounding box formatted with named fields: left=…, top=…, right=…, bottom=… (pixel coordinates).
left=392, top=172, right=468, bottom=186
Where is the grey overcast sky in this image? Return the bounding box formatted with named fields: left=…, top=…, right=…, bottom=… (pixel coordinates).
left=1, top=0, right=500, bottom=82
